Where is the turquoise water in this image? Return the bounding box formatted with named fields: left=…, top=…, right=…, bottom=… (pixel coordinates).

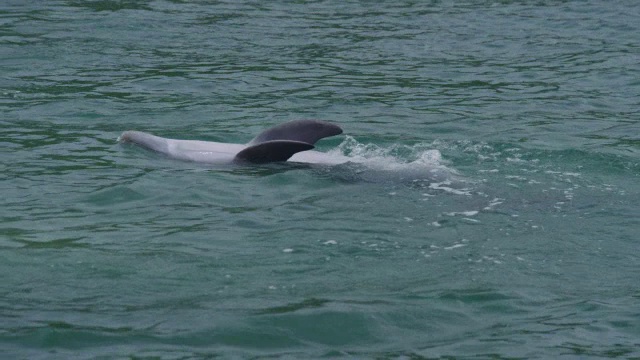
left=2, top=1, right=640, bottom=358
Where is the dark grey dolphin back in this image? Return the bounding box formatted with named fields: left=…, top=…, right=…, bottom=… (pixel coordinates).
left=248, top=120, right=343, bottom=146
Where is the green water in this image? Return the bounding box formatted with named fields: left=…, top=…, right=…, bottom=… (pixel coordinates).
left=2, top=1, right=639, bottom=358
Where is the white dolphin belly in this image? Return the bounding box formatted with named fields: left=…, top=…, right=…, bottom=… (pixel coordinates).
left=289, top=150, right=350, bottom=165
left=119, top=131, right=245, bottom=164
left=166, top=139, right=246, bottom=163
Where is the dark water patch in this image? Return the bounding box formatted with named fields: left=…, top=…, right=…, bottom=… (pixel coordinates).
left=66, top=0, right=154, bottom=12
left=255, top=298, right=330, bottom=315
left=83, top=186, right=147, bottom=206
left=15, top=237, right=88, bottom=250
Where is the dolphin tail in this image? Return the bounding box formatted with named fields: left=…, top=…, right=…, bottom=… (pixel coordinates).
left=234, top=140, right=314, bottom=164
left=248, top=120, right=342, bottom=146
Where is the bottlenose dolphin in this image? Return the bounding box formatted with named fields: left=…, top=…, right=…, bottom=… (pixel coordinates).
left=119, top=120, right=348, bottom=165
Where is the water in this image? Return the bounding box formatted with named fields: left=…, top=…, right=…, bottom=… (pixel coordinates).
left=2, top=1, right=639, bottom=358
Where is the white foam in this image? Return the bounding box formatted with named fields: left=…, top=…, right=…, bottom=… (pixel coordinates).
left=444, top=243, right=466, bottom=250
left=545, top=170, right=581, bottom=177
left=505, top=175, right=527, bottom=181
left=445, top=211, right=479, bottom=217
left=484, top=198, right=504, bottom=210
left=429, top=181, right=471, bottom=196
left=334, top=136, right=453, bottom=174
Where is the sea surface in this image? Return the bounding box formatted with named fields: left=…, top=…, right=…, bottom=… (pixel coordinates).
left=2, top=1, right=639, bottom=359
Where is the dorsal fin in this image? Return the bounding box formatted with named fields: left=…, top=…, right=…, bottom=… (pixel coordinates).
left=248, top=120, right=343, bottom=146
left=234, top=140, right=314, bottom=164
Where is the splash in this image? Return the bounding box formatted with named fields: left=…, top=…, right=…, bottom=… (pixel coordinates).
left=321, top=136, right=461, bottom=184
left=335, top=136, right=451, bottom=170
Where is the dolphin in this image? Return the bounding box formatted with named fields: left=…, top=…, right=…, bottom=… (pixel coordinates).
left=118, top=120, right=348, bottom=165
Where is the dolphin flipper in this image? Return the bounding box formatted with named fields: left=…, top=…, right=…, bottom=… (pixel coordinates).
left=234, top=140, right=314, bottom=164
left=248, top=120, right=343, bottom=146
